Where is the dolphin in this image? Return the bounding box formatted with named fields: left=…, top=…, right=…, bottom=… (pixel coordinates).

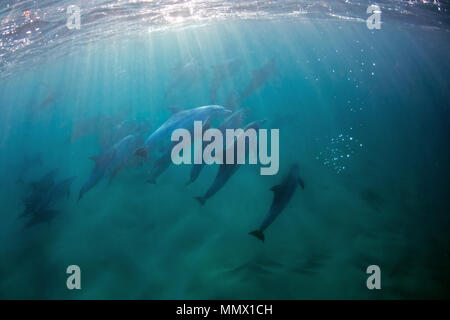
left=165, top=60, right=202, bottom=99
left=25, top=209, right=60, bottom=228
left=24, top=176, right=76, bottom=225
left=146, top=150, right=172, bottom=185
left=249, top=164, right=305, bottom=242
left=98, top=118, right=151, bottom=151
left=186, top=109, right=248, bottom=186
left=70, top=112, right=128, bottom=143
left=78, top=134, right=143, bottom=201
left=28, top=169, right=58, bottom=193
left=37, top=92, right=55, bottom=110
left=240, top=58, right=276, bottom=101
left=134, top=105, right=231, bottom=159
left=21, top=169, right=58, bottom=218
left=210, top=58, right=243, bottom=103
left=194, top=119, right=264, bottom=205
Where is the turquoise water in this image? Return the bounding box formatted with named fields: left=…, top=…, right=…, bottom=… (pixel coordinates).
left=0, top=1, right=449, bottom=299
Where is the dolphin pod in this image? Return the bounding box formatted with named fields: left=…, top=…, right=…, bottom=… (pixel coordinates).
left=16, top=57, right=308, bottom=243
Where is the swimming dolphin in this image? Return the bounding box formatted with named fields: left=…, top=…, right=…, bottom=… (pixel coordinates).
left=194, top=119, right=264, bottom=205
left=210, top=58, right=243, bottom=103
left=249, top=164, right=305, bottom=242
left=24, top=176, right=76, bottom=226
left=134, top=105, right=231, bottom=159
left=186, top=109, right=248, bottom=185
left=240, top=58, right=276, bottom=101
left=25, top=209, right=60, bottom=228
left=98, top=118, right=151, bottom=151
left=78, top=134, right=143, bottom=201
left=70, top=112, right=128, bottom=143
left=21, top=169, right=58, bottom=217
left=146, top=151, right=172, bottom=185
left=165, top=60, right=202, bottom=99
left=28, top=169, right=58, bottom=193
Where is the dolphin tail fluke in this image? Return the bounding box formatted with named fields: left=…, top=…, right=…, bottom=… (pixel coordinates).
left=249, top=230, right=265, bottom=242
left=194, top=196, right=206, bottom=206
left=134, top=147, right=148, bottom=158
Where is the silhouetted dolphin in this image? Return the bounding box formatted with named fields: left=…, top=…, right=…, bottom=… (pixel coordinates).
left=70, top=112, right=128, bottom=143
left=240, top=58, right=276, bottom=101
left=98, top=118, right=151, bottom=151
left=78, top=135, right=143, bottom=201
left=249, top=164, right=305, bottom=242
left=194, top=119, right=264, bottom=205
left=134, top=105, right=231, bottom=159
left=25, top=209, right=60, bottom=228
left=21, top=169, right=58, bottom=218
left=24, top=176, right=76, bottom=227
left=165, top=60, right=202, bottom=99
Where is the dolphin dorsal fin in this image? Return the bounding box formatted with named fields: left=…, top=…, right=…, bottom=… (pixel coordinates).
left=168, top=107, right=181, bottom=115
left=270, top=184, right=282, bottom=193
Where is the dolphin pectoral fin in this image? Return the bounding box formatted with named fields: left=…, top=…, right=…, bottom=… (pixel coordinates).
left=298, top=177, right=305, bottom=189
left=249, top=230, right=265, bottom=242
left=194, top=196, right=206, bottom=206
left=134, top=147, right=148, bottom=158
